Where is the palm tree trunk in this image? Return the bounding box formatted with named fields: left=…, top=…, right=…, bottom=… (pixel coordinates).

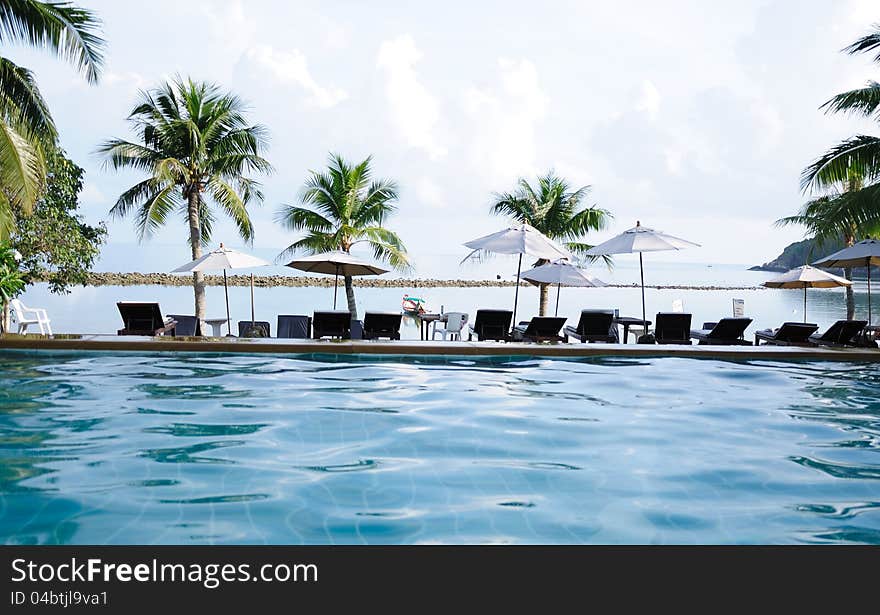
left=535, top=258, right=550, bottom=316
left=844, top=267, right=855, bottom=320
left=844, top=233, right=855, bottom=321
left=1, top=302, right=9, bottom=333
left=186, top=190, right=206, bottom=324
left=538, top=283, right=549, bottom=316
left=344, top=275, right=357, bottom=319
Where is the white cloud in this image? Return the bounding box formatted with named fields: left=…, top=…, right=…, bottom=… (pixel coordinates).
left=80, top=182, right=107, bottom=205
left=462, top=58, right=549, bottom=182
left=376, top=35, right=447, bottom=160
left=635, top=80, right=661, bottom=120
left=415, top=177, right=445, bottom=209
left=103, top=71, right=148, bottom=91
left=246, top=45, right=347, bottom=108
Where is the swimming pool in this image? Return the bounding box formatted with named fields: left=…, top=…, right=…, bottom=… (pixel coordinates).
left=1, top=351, right=879, bottom=544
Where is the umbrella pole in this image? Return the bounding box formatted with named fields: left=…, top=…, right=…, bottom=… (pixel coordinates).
left=251, top=273, right=255, bottom=326
left=513, top=253, right=523, bottom=325
left=869, top=265, right=873, bottom=326
left=333, top=265, right=339, bottom=310
left=555, top=283, right=561, bottom=317
left=223, top=269, right=231, bottom=336
left=639, top=252, right=647, bottom=334
left=804, top=286, right=807, bottom=323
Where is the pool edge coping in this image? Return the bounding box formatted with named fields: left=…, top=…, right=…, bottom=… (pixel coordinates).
left=2, top=335, right=879, bottom=361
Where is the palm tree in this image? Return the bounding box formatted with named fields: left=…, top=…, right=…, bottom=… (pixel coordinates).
left=99, top=78, right=272, bottom=323
left=276, top=153, right=410, bottom=319
left=801, top=24, right=880, bottom=211
left=0, top=0, right=104, bottom=239
left=777, top=169, right=880, bottom=318
left=491, top=172, right=611, bottom=316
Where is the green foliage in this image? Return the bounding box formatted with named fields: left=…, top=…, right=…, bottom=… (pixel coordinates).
left=99, top=77, right=272, bottom=248
left=0, top=240, right=25, bottom=306
left=490, top=171, right=612, bottom=263
left=11, top=147, right=106, bottom=293
left=0, top=0, right=104, bottom=239
left=801, top=23, right=880, bottom=228
left=0, top=0, right=105, bottom=83
left=276, top=153, right=411, bottom=271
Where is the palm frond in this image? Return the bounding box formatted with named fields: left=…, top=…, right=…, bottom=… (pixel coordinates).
left=108, top=177, right=165, bottom=219
left=842, top=24, right=880, bottom=64
left=800, top=135, right=880, bottom=193
left=276, top=232, right=340, bottom=263
left=0, top=57, right=55, bottom=143
left=274, top=204, right=333, bottom=232
left=0, top=116, right=44, bottom=212
left=133, top=184, right=179, bottom=241
left=820, top=82, right=880, bottom=119
left=0, top=0, right=105, bottom=83
left=207, top=176, right=255, bottom=243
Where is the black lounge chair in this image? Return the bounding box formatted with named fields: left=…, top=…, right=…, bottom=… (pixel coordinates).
left=653, top=312, right=693, bottom=345
left=237, top=320, right=270, bottom=338
left=564, top=309, right=619, bottom=343
left=313, top=311, right=352, bottom=339
left=277, top=315, right=311, bottom=339
left=754, top=322, right=819, bottom=346
left=511, top=316, right=567, bottom=342
left=809, top=320, right=868, bottom=347
left=467, top=309, right=513, bottom=341
left=362, top=312, right=402, bottom=340
left=690, top=317, right=752, bottom=346
left=117, top=302, right=177, bottom=336
left=166, top=314, right=201, bottom=336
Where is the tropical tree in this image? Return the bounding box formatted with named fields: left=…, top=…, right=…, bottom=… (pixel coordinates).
left=777, top=169, right=880, bottom=318
left=0, top=0, right=104, bottom=239
left=491, top=172, right=611, bottom=316
left=276, top=153, right=410, bottom=319
left=11, top=147, right=106, bottom=292
left=800, top=24, right=880, bottom=223
left=99, top=78, right=272, bottom=323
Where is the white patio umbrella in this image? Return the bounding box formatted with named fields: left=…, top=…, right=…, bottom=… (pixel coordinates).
left=813, top=238, right=880, bottom=324
left=520, top=258, right=606, bottom=316
left=585, top=221, right=700, bottom=332
left=172, top=243, right=270, bottom=335
left=762, top=265, right=852, bottom=323
left=463, top=223, right=571, bottom=323
left=285, top=250, right=389, bottom=309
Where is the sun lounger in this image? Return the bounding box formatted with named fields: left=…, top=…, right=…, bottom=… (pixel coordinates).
left=313, top=311, right=352, bottom=339
left=808, top=320, right=868, bottom=347
left=754, top=322, right=819, bottom=346
left=117, top=302, right=177, bottom=336
left=467, top=309, right=513, bottom=341
left=511, top=316, right=567, bottom=342
left=277, top=315, right=311, bottom=339
left=362, top=312, right=402, bottom=340
left=653, top=312, right=693, bottom=344
left=238, top=320, right=270, bottom=337
left=563, top=309, right=619, bottom=343
left=167, top=314, right=201, bottom=336
left=690, top=317, right=752, bottom=345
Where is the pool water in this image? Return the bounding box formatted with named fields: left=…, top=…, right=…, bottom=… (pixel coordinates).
left=1, top=351, right=879, bottom=544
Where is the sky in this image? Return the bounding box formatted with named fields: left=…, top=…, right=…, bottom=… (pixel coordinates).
left=7, top=0, right=880, bottom=275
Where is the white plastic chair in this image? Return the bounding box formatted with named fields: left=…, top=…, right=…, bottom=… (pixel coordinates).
left=432, top=312, right=467, bottom=341
left=732, top=298, right=745, bottom=317
left=9, top=299, right=52, bottom=335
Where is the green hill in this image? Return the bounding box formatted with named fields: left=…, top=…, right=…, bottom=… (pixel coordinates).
left=751, top=237, right=876, bottom=273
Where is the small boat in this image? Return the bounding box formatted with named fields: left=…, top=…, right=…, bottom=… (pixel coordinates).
left=402, top=294, right=429, bottom=316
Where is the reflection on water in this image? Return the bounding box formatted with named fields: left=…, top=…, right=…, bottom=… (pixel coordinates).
left=1, top=351, right=880, bottom=544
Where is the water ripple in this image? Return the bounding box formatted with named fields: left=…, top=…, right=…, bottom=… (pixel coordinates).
left=2, top=351, right=880, bottom=544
